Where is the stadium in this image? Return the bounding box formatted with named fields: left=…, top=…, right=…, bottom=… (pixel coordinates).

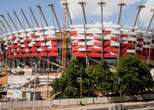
left=0, top=20, right=154, bottom=70
left=0, top=0, right=154, bottom=101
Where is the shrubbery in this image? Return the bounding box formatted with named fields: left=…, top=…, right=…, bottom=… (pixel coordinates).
left=53, top=55, right=153, bottom=98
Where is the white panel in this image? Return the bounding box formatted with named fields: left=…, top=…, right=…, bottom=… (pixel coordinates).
left=104, top=35, right=111, bottom=40
left=112, top=30, right=120, bottom=35
left=21, top=44, right=25, bottom=48
left=86, top=28, right=102, bottom=33
left=144, top=39, right=151, bottom=42
left=93, top=46, right=101, bottom=49
left=46, top=41, right=51, bottom=46
left=20, top=39, right=24, bottom=43
left=32, top=38, right=36, bottom=42
left=111, top=41, right=119, bottom=46
left=29, top=42, right=35, bottom=47
left=77, top=35, right=85, bottom=40
left=127, top=37, right=136, bottom=41
left=110, top=52, right=117, bottom=55
left=87, top=40, right=94, bottom=45
left=127, top=49, right=136, bottom=53
left=78, top=42, right=85, bottom=46
left=36, top=37, right=44, bottom=41
left=151, top=44, right=154, bottom=49
left=128, top=32, right=137, bottom=36
left=78, top=48, right=86, bottom=51
left=44, top=30, right=55, bottom=35
left=41, top=43, right=46, bottom=46
left=37, top=48, right=42, bottom=52
left=143, top=45, right=150, bottom=48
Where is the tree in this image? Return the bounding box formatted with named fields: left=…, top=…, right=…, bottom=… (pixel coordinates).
left=53, top=55, right=153, bottom=98
left=53, top=59, right=113, bottom=98
left=115, top=55, right=153, bottom=95
left=53, top=58, right=87, bottom=98
left=86, top=60, right=114, bottom=95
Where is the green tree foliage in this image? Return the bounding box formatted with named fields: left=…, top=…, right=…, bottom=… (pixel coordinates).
left=53, top=56, right=153, bottom=98
left=115, top=55, right=153, bottom=95
left=53, top=59, right=87, bottom=98
left=53, top=59, right=113, bottom=98
left=86, top=60, right=113, bottom=95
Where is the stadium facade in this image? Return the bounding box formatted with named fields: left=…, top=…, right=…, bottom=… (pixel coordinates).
left=0, top=24, right=154, bottom=69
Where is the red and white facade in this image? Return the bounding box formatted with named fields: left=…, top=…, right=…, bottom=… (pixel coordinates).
left=0, top=25, right=154, bottom=63
left=69, top=25, right=154, bottom=61
left=1, top=27, right=58, bottom=60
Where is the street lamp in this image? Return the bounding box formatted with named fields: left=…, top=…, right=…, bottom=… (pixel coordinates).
left=78, top=0, right=89, bottom=67
left=77, top=77, right=82, bottom=104
left=117, top=0, right=126, bottom=67
left=32, top=62, right=37, bottom=110
left=98, top=0, right=106, bottom=60
left=147, top=9, right=154, bottom=65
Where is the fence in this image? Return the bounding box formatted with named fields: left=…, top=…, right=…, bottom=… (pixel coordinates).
left=1, top=94, right=154, bottom=109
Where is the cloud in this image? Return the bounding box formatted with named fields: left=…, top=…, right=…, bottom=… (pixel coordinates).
left=140, top=0, right=154, bottom=26
left=66, top=0, right=139, bottom=20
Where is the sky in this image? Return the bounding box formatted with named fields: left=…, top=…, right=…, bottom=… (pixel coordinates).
left=0, top=0, right=154, bottom=34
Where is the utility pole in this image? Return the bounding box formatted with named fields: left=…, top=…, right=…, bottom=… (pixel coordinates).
left=79, top=1, right=89, bottom=67
left=117, top=1, right=126, bottom=68
left=98, top=1, right=106, bottom=60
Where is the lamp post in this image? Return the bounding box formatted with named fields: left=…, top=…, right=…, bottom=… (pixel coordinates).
left=117, top=0, right=126, bottom=67
left=79, top=0, right=89, bottom=67
left=77, top=77, right=82, bottom=103
left=147, top=9, right=154, bottom=65
left=98, top=0, right=106, bottom=60
left=32, top=62, right=37, bottom=110
left=133, top=5, right=145, bottom=30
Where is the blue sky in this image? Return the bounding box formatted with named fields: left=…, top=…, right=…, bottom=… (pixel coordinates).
left=0, top=0, right=153, bottom=34
left=0, top=0, right=63, bottom=32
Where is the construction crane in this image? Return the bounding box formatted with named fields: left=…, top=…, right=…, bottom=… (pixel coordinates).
left=61, top=0, right=69, bottom=68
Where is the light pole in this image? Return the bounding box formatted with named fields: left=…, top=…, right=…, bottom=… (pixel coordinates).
left=77, top=77, right=82, bottom=103
left=133, top=5, right=145, bottom=31
left=117, top=0, right=126, bottom=67
left=32, top=63, right=37, bottom=110
left=147, top=9, right=154, bottom=65
left=79, top=0, right=89, bottom=67
left=98, top=0, right=106, bottom=60
left=133, top=5, right=145, bottom=56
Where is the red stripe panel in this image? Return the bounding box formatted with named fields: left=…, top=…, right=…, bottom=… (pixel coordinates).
left=88, top=52, right=101, bottom=58
left=73, top=52, right=86, bottom=58
left=47, top=52, right=58, bottom=57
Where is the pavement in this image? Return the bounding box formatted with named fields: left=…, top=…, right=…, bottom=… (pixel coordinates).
left=6, top=101, right=154, bottom=110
